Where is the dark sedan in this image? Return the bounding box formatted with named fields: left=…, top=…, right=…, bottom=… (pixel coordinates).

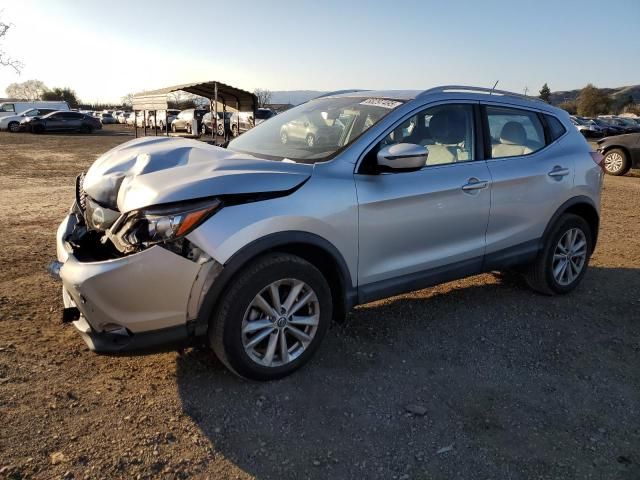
left=597, top=133, right=640, bottom=176
left=28, top=111, right=102, bottom=134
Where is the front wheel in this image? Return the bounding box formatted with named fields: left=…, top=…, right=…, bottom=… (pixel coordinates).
left=231, top=125, right=238, bottom=137
left=209, top=253, right=332, bottom=381
left=217, top=123, right=225, bottom=136
left=603, top=148, right=630, bottom=176
left=8, top=121, right=20, bottom=133
left=525, top=214, right=592, bottom=295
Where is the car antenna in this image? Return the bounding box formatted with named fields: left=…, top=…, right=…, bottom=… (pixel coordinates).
left=490, top=80, right=499, bottom=95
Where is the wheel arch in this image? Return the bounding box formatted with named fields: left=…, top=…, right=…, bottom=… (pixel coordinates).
left=543, top=196, right=600, bottom=252
left=194, top=231, right=357, bottom=337
left=601, top=144, right=631, bottom=163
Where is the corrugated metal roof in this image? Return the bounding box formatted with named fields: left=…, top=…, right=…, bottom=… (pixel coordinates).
left=132, top=81, right=256, bottom=111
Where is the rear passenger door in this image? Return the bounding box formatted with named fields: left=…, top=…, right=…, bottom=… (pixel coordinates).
left=482, top=103, right=572, bottom=261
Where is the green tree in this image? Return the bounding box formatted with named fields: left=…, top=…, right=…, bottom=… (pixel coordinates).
left=577, top=84, right=611, bottom=116
left=539, top=83, right=551, bottom=103
left=42, top=87, right=80, bottom=108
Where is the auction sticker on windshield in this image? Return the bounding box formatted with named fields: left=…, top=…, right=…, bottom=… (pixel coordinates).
left=359, top=98, right=404, bottom=109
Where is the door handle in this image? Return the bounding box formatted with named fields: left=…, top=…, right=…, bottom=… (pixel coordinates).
left=461, top=179, right=489, bottom=191
left=548, top=166, right=570, bottom=178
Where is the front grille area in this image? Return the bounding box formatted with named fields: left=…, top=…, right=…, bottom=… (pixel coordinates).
left=76, top=173, right=87, bottom=212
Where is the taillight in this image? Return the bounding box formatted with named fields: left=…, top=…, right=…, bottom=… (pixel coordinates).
left=590, top=151, right=604, bottom=169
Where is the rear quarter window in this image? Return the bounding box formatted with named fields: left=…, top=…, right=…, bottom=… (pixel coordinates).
left=545, top=115, right=567, bottom=142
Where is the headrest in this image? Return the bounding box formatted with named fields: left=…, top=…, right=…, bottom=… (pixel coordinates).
left=500, top=121, right=526, bottom=145
left=430, top=110, right=466, bottom=144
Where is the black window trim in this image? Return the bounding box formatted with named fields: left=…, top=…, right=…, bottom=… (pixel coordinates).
left=480, top=103, right=550, bottom=161
left=356, top=100, right=482, bottom=175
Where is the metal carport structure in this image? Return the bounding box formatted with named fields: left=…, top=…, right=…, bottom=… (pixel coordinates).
left=131, top=80, right=257, bottom=141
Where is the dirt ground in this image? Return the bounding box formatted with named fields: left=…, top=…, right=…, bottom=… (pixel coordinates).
left=0, top=125, right=639, bottom=480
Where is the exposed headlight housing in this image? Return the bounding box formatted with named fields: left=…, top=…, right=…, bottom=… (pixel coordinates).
left=107, top=198, right=221, bottom=253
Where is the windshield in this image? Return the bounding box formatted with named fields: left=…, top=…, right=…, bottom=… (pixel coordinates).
left=227, top=97, right=404, bottom=163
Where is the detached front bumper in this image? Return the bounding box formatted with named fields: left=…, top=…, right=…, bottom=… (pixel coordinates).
left=53, top=213, right=210, bottom=353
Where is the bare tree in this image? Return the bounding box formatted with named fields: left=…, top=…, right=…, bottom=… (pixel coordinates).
left=6, top=79, right=48, bottom=100
left=254, top=88, right=272, bottom=108
left=121, top=93, right=134, bottom=107
left=0, top=18, right=23, bottom=74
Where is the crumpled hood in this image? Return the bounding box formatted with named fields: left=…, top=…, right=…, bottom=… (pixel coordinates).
left=82, top=136, right=312, bottom=212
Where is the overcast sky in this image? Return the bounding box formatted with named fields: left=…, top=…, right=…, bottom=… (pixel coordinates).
left=1, top=0, right=638, bottom=104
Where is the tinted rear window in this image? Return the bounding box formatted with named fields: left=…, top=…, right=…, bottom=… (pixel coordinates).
left=544, top=115, right=566, bottom=142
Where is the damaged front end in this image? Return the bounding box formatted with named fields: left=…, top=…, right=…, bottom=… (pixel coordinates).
left=51, top=173, right=224, bottom=352
left=69, top=172, right=219, bottom=262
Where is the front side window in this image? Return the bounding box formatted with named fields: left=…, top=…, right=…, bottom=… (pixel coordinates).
left=375, top=103, right=476, bottom=166
left=1, top=103, right=15, bottom=112
left=486, top=106, right=545, bottom=158
left=227, top=96, right=405, bottom=163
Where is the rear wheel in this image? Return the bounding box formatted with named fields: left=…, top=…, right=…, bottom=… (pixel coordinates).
left=306, top=134, right=315, bottom=147
left=525, top=214, right=592, bottom=295
left=209, top=253, right=332, bottom=381
left=217, top=123, right=225, bottom=136
left=603, top=148, right=630, bottom=176
left=231, top=125, right=238, bottom=137
left=8, top=121, right=20, bottom=133
left=171, top=123, right=177, bottom=133
left=32, top=124, right=44, bottom=134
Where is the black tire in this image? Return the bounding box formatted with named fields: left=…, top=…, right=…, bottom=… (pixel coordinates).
left=209, top=253, right=332, bottom=381
left=80, top=124, right=92, bottom=134
left=602, top=148, right=630, bottom=176
left=186, top=124, right=192, bottom=134
left=171, top=123, right=177, bottom=133
left=217, top=123, right=225, bottom=136
left=32, top=124, right=44, bottom=134
left=8, top=121, right=20, bottom=133
left=231, top=125, right=238, bottom=137
left=525, top=213, right=593, bottom=295
left=159, top=121, right=165, bottom=130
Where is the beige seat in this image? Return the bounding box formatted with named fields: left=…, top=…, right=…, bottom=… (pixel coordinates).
left=426, top=110, right=467, bottom=165
left=492, top=121, right=533, bottom=158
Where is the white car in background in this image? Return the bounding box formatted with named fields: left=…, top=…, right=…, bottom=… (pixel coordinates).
left=0, top=107, right=58, bottom=132
left=148, top=109, right=180, bottom=129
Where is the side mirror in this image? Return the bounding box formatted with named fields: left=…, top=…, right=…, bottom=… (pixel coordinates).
left=377, top=143, right=427, bottom=170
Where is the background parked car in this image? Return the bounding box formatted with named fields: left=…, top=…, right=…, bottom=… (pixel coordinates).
left=255, top=108, right=276, bottom=125
left=0, top=107, right=57, bottom=132
left=99, top=113, right=117, bottom=124
left=171, top=108, right=208, bottom=133
left=116, top=112, right=129, bottom=124
left=148, top=109, right=180, bottom=129
left=598, top=116, right=640, bottom=134
left=592, top=118, right=625, bottom=136
left=597, top=132, right=640, bottom=176
left=29, top=111, right=102, bottom=134
left=201, top=111, right=233, bottom=136
left=570, top=116, right=603, bottom=138
left=229, top=111, right=255, bottom=136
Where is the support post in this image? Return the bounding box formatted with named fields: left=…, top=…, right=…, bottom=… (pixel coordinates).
left=213, top=83, right=218, bottom=142
left=134, top=109, right=138, bottom=138
left=143, top=110, right=147, bottom=136
left=154, top=110, right=158, bottom=136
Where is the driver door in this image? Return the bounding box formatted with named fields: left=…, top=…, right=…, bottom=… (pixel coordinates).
left=355, top=102, right=491, bottom=297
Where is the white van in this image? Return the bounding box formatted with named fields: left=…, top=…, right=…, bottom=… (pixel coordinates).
left=0, top=101, right=69, bottom=118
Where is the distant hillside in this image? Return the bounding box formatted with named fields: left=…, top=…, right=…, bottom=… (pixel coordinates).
left=549, top=85, right=640, bottom=105
left=269, top=90, right=325, bottom=105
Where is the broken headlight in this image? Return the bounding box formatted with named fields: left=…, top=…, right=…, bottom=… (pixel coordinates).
left=108, top=198, right=221, bottom=253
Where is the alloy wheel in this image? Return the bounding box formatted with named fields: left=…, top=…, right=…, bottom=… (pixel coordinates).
left=241, top=278, right=320, bottom=367
left=552, top=228, right=587, bottom=286
left=603, top=152, right=624, bottom=174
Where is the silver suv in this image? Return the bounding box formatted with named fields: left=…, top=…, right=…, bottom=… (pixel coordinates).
left=52, top=86, right=604, bottom=380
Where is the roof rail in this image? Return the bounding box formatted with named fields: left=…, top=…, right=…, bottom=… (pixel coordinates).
left=417, top=85, right=546, bottom=103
